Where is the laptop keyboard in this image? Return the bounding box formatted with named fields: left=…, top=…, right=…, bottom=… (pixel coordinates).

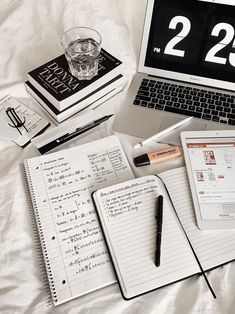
left=133, top=78, right=235, bottom=126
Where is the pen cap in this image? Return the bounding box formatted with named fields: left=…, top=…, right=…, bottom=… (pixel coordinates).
left=133, top=154, right=150, bottom=167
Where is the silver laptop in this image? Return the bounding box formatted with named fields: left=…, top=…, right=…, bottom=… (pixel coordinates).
left=113, top=0, right=235, bottom=145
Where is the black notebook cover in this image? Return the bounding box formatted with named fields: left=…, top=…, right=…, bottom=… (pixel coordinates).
left=28, top=49, right=122, bottom=103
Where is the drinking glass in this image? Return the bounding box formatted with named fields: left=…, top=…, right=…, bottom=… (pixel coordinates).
left=61, top=27, right=102, bottom=80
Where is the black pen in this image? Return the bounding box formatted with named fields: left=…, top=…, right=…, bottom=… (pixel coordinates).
left=38, top=114, right=113, bottom=154
left=155, top=195, right=163, bottom=267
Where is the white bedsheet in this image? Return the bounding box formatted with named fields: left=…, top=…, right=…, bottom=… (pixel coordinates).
left=0, top=1, right=235, bottom=313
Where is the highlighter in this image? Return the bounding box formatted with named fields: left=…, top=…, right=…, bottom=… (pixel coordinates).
left=133, top=146, right=181, bottom=167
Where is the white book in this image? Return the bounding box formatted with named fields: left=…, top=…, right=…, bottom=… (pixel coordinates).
left=25, top=75, right=125, bottom=124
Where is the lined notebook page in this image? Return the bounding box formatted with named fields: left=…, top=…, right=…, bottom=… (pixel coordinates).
left=94, top=175, right=200, bottom=299
left=159, top=167, right=235, bottom=271
left=24, top=135, right=134, bottom=305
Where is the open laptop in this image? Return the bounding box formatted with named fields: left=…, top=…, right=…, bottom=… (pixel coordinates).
left=113, top=0, right=235, bottom=145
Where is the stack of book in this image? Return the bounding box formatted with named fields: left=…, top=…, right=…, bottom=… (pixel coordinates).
left=25, top=49, right=124, bottom=124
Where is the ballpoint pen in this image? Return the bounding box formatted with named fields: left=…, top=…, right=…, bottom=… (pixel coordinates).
left=38, top=114, right=113, bottom=154
left=155, top=195, right=163, bottom=267
left=55, top=117, right=109, bottom=144
left=134, top=116, right=193, bottom=149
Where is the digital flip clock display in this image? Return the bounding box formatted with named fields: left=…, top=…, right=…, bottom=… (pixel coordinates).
left=145, top=0, right=235, bottom=81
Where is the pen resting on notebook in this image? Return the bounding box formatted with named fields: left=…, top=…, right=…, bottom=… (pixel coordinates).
left=155, top=195, right=163, bottom=267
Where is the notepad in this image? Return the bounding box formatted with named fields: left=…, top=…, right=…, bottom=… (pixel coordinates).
left=92, top=167, right=235, bottom=300
left=0, top=95, right=50, bottom=147
left=23, top=135, right=134, bottom=305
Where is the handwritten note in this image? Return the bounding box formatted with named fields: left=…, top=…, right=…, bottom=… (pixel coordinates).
left=24, top=135, right=134, bottom=305
left=94, top=175, right=200, bottom=299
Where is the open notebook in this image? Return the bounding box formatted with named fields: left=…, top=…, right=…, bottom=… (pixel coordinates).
left=92, top=167, right=235, bottom=300
left=23, top=135, right=134, bottom=305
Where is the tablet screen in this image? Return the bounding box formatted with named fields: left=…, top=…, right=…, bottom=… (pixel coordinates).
left=185, top=136, right=235, bottom=221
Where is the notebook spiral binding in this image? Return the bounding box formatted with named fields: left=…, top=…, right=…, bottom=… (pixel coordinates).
left=21, top=162, right=57, bottom=306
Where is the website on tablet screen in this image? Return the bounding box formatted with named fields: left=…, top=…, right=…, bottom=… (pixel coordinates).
left=186, top=137, right=235, bottom=220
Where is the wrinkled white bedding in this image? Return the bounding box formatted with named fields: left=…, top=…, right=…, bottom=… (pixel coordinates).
left=1, top=1, right=235, bottom=313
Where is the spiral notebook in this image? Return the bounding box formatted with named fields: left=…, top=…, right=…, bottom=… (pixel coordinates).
left=23, top=135, right=134, bottom=305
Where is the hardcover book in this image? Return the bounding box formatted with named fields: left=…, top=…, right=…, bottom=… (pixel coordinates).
left=25, top=74, right=124, bottom=124
left=28, top=49, right=123, bottom=111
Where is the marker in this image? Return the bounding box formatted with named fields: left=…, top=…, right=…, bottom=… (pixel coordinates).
left=133, top=146, right=181, bottom=167
left=134, top=116, right=193, bottom=149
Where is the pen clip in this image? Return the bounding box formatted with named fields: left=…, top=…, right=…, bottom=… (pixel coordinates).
left=56, top=133, right=69, bottom=143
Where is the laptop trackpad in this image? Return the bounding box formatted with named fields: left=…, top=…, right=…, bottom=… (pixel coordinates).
left=157, top=116, right=207, bottom=146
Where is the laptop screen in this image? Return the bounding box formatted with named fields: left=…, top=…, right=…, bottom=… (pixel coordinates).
left=142, top=0, right=235, bottom=86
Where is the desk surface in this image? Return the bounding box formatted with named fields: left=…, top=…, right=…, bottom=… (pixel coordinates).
left=0, top=1, right=235, bottom=313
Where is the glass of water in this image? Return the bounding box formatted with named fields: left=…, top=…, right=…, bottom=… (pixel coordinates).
left=61, top=27, right=102, bottom=80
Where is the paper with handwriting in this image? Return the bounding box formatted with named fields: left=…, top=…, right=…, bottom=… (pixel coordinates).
left=24, top=135, right=134, bottom=305
left=94, top=175, right=200, bottom=299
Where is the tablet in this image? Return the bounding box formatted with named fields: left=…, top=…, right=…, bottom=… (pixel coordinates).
left=181, top=130, right=235, bottom=230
